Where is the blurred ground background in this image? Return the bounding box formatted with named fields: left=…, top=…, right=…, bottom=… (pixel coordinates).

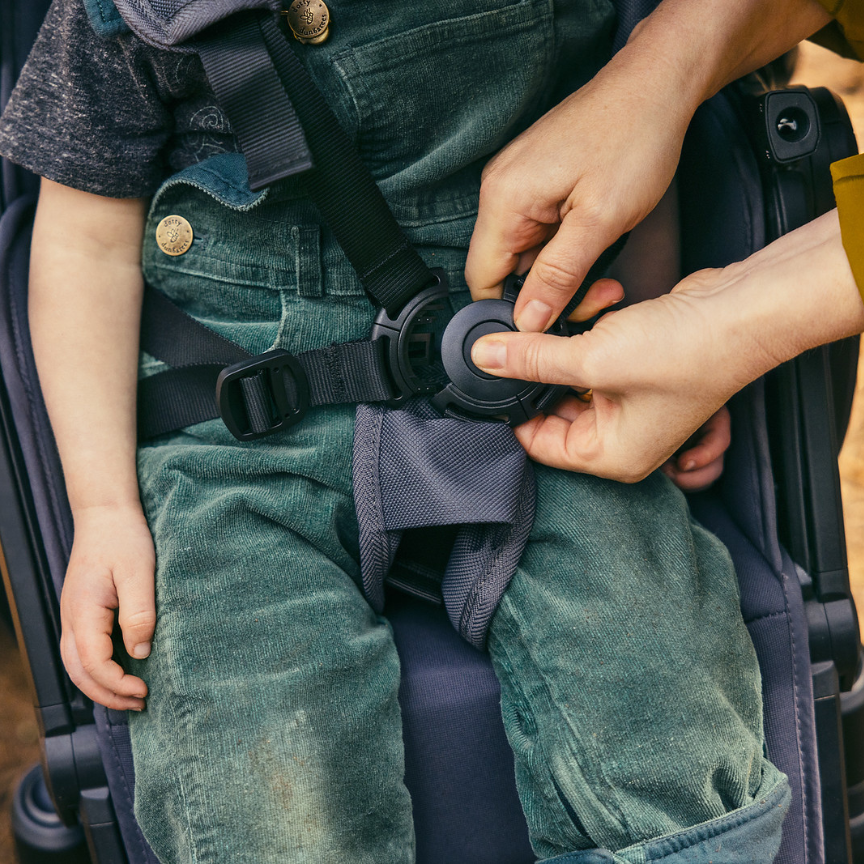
left=0, top=622, right=42, bottom=862
left=1, top=38, right=864, bottom=864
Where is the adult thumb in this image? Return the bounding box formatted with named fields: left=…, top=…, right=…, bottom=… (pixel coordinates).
left=470, top=330, right=587, bottom=388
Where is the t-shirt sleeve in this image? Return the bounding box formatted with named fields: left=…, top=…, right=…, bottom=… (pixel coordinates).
left=0, top=0, right=172, bottom=197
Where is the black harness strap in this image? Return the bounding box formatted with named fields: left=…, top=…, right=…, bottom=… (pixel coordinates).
left=141, top=281, right=250, bottom=367
left=137, top=10, right=629, bottom=440
left=137, top=285, right=394, bottom=439
left=197, top=12, right=435, bottom=317
left=138, top=365, right=229, bottom=439
left=196, top=15, right=313, bottom=190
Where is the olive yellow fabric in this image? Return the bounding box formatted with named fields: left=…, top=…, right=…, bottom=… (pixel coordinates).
left=813, top=0, right=864, bottom=297
left=831, top=154, right=864, bottom=294
left=813, top=0, right=864, bottom=58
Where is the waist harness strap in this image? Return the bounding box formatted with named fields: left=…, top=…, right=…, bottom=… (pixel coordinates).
left=138, top=284, right=394, bottom=440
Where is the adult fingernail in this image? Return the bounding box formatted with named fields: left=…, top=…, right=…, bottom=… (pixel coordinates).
left=683, top=459, right=696, bottom=471
left=471, top=339, right=507, bottom=371
left=515, top=300, right=552, bottom=332
left=132, top=642, right=151, bottom=659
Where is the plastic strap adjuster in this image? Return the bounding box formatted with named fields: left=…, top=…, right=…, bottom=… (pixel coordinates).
left=216, top=349, right=310, bottom=441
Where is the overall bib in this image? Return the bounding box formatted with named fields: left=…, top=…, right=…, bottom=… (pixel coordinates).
left=125, top=1, right=790, bottom=861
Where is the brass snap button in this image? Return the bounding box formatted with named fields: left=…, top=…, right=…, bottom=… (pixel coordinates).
left=156, top=215, right=194, bottom=256
left=283, top=0, right=330, bottom=45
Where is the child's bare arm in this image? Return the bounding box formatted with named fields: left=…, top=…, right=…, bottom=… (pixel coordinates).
left=30, top=178, right=153, bottom=710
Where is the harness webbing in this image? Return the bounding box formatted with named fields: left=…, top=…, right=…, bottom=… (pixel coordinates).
left=137, top=284, right=393, bottom=439
left=197, top=12, right=435, bottom=317
left=136, top=9, right=628, bottom=440
left=196, top=16, right=313, bottom=190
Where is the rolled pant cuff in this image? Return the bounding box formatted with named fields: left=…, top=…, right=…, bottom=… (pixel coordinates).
left=541, top=772, right=791, bottom=864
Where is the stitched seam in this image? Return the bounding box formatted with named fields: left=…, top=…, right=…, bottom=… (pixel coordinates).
left=360, top=240, right=412, bottom=281
left=324, top=345, right=346, bottom=402
left=460, top=467, right=533, bottom=647
left=782, top=563, right=810, bottom=860
left=165, top=691, right=201, bottom=864
left=744, top=610, right=787, bottom=625
left=643, top=783, right=787, bottom=861
left=148, top=168, right=269, bottom=219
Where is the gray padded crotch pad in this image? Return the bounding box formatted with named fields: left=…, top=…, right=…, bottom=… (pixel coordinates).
left=353, top=401, right=535, bottom=649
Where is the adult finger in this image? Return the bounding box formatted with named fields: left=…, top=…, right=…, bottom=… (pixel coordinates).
left=513, top=411, right=595, bottom=473
left=61, top=629, right=146, bottom=711
left=513, top=211, right=620, bottom=331
left=465, top=186, right=552, bottom=301
left=116, top=567, right=156, bottom=661
left=567, top=278, right=624, bottom=323
left=470, top=330, right=587, bottom=387
left=515, top=403, right=658, bottom=482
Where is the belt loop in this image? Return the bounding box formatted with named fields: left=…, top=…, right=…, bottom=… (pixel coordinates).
left=294, top=225, right=323, bottom=297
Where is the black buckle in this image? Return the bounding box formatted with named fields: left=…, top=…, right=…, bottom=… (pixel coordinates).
left=216, top=349, right=310, bottom=441
left=431, top=273, right=570, bottom=427
left=370, top=269, right=451, bottom=406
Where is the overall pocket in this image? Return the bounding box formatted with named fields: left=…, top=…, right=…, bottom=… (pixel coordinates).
left=330, top=0, right=555, bottom=222
left=141, top=158, right=379, bottom=367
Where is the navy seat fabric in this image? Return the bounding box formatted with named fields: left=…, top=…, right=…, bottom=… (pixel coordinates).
left=691, top=490, right=822, bottom=864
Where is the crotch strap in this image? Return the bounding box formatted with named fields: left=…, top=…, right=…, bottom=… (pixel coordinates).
left=353, top=402, right=535, bottom=649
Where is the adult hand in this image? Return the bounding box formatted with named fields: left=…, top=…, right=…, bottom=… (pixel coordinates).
left=465, top=0, right=831, bottom=332
left=470, top=212, right=864, bottom=481
left=465, top=59, right=688, bottom=333
left=471, top=272, right=742, bottom=482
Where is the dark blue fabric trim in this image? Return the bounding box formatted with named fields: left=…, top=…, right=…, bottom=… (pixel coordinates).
left=82, top=0, right=131, bottom=37
left=92, top=706, right=159, bottom=864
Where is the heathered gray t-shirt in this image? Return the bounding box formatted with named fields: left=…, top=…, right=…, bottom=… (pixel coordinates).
left=0, top=0, right=238, bottom=197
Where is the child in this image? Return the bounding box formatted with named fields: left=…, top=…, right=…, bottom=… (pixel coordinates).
left=0, top=0, right=788, bottom=861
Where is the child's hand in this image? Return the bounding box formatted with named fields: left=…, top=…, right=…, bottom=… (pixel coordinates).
left=660, top=406, right=731, bottom=492
left=60, top=504, right=155, bottom=711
